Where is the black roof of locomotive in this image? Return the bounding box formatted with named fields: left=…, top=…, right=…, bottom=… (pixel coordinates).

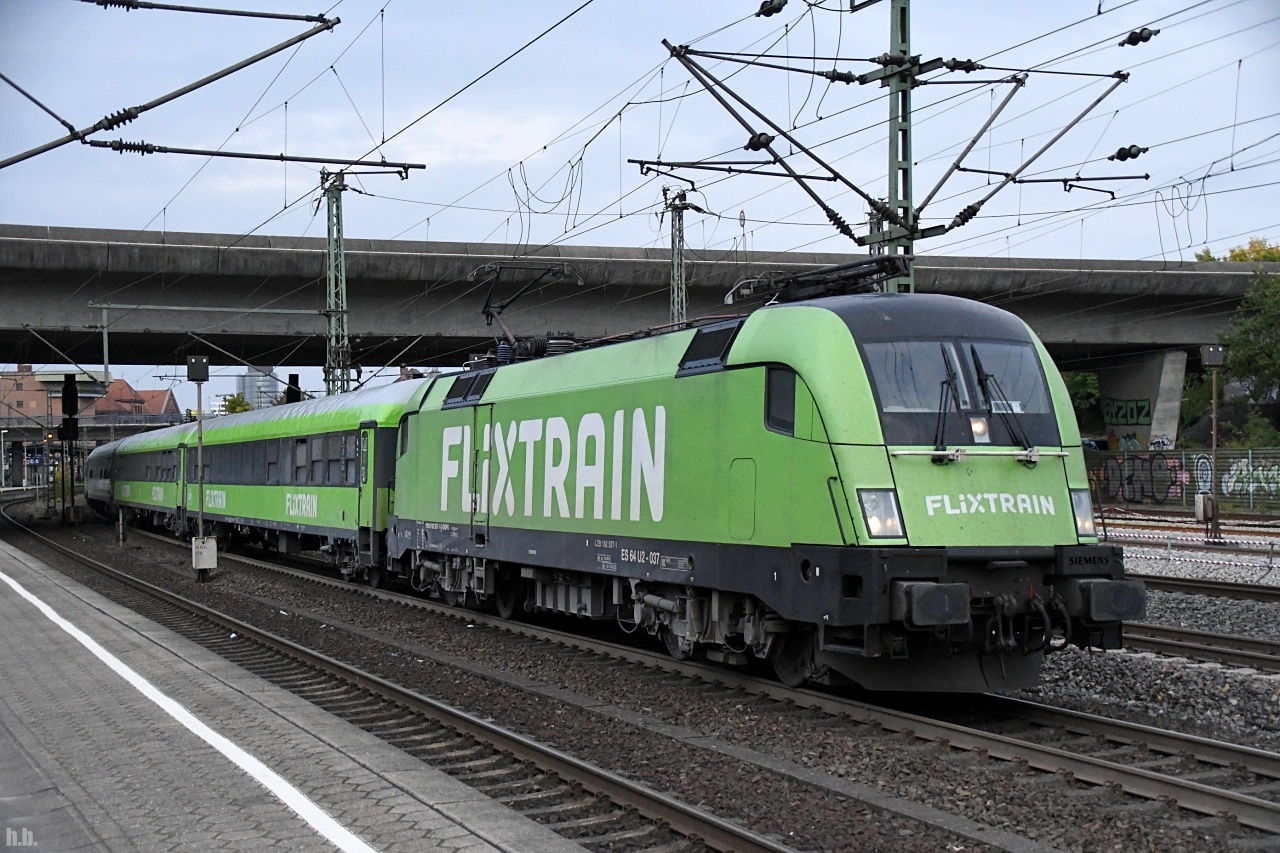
left=798, top=292, right=1034, bottom=344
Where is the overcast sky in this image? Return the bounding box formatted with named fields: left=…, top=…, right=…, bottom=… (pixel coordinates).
left=2, top=0, right=1278, bottom=408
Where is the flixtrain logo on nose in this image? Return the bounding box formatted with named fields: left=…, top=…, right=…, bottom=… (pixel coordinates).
left=440, top=406, right=666, bottom=523
left=925, top=493, right=1056, bottom=516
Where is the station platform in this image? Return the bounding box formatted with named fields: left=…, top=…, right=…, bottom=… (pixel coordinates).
left=0, top=538, right=589, bottom=853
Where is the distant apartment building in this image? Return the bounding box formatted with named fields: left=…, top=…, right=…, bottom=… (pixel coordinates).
left=0, top=364, right=105, bottom=423
left=236, top=366, right=279, bottom=410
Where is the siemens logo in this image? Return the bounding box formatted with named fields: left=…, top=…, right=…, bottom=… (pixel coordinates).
left=441, top=406, right=665, bottom=523
left=285, top=493, right=318, bottom=518
left=1068, top=556, right=1112, bottom=566
left=925, top=493, right=1056, bottom=516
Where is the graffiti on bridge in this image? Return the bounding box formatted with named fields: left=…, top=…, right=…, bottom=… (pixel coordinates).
left=1096, top=453, right=1190, bottom=504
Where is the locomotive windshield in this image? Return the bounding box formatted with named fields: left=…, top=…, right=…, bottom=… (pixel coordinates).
left=861, top=338, right=1060, bottom=447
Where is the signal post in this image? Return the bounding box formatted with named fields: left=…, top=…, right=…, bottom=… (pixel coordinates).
left=188, top=355, right=216, bottom=581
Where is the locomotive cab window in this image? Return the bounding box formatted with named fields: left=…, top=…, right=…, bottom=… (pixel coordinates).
left=860, top=338, right=1060, bottom=447
left=765, top=368, right=796, bottom=436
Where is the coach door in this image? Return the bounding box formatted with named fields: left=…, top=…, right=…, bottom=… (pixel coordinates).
left=356, top=421, right=377, bottom=563
left=470, top=404, right=493, bottom=545
left=177, top=443, right=189, bottom=522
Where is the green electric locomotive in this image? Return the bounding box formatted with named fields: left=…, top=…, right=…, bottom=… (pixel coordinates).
left=87, top=291, right=1144, bottom=692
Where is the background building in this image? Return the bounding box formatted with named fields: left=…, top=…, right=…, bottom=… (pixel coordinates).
left=236, top=366, right=279, bottom=410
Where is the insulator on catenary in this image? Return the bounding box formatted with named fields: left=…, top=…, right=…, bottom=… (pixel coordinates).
left=825, top=209, right=854, bottom=238
left=96, top=107, right=140, bottom=131
left=755, top=0, right=786, bottom=17
left=743, top=132, right=775, bottom=151
left=1108, top=144, right=1148, bottom=162
left=1118, top=27, right=1159, bottom=47
left=951, top=203, right=980, bottom=229
left=110, top=140, right=156, bottom=155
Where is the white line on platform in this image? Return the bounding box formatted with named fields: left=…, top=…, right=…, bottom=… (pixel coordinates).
left=0, top=563, right=378, bottom=853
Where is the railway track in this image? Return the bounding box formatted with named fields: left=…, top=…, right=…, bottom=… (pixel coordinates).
left=1129, top=574, right=1280, bottom=602
left=0, top=504, right=793, bottom=853
left=82, top=521, right=1280, bottom=839
left=1122, top=623, right=1280, bottom=673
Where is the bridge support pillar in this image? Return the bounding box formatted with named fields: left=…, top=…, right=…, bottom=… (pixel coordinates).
left=1097, top=349, right=1187, bottom=451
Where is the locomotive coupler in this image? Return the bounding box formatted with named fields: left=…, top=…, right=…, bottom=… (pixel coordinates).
left=1045, top=594, right=1073, bottom=653
left=984, top=594, right=1021, bottom=654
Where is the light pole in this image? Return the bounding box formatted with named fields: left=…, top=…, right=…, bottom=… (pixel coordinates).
left=1, top=429, right=7, bottom=488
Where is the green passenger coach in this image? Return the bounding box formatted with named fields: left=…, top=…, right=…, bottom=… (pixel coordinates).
left=88, top=380, right=430, bottom=566
left=87, top=292, right=1145, bottom=692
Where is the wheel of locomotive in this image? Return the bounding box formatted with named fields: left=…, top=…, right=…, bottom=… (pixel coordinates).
left=493, top=564, right=521, bottom=620
left=661, top=627, right=688, bottom=661
left=769, top=631, right=814, bottom=688
left=367, top=564, right=383, bottom=590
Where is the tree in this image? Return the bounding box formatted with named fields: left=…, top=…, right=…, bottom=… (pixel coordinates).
left=1196, top=236, right=1280, bottom=263
left=1061, top=370, right=1103, bottom=434
left=1220, top=270, right=1280, bottom=404
left=223, top=392, right=252, bottom=414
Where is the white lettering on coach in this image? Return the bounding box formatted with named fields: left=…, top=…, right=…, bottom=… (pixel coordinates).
left=440, top=406, right=666, bottom=524
left=925, top=493, right=1055, bottom=517
left=285, top=493, right=318, bottom=518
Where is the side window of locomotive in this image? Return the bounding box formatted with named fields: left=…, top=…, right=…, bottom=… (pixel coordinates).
left=765, top=368, right=796, bottom=436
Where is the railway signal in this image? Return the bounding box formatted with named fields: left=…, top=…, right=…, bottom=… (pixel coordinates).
left=188, top=354, right=215, bottom=581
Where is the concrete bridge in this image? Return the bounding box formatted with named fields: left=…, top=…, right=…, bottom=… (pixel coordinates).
left=1, top=223, right=1270, bottom=372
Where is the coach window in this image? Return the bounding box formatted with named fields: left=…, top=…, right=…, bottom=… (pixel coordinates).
left=765, top=367, right=796, bottom=436
left=294, top=439, right=308, bottom=484
left=344, top=433, right=358, bottom=485
left=359, top=433, right=368, bottom=485
left=307, top=437, right=322, bottom=484
left=327, top=436, right=343, bottom=483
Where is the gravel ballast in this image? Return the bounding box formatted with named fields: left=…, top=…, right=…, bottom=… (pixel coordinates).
left=8, top=511, right=1277, bottom=851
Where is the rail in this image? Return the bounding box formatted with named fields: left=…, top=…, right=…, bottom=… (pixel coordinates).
left=0, top=506, right=797, bottom=853
left=1124, top=623, right=1280, bottom=672
left=94, top=525, right=1280, bottom=836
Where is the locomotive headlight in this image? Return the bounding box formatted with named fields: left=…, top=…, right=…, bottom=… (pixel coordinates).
left=1071, top=489, right=1097, bottom=538
left=969, top=416, right=990, bottom=444
left=859, top=489, right=904, bottom=539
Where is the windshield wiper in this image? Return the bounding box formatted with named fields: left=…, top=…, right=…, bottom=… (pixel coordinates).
left=970, top=344, right=1035, bottom=453
left=932, top=343, right=963, bottom=460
